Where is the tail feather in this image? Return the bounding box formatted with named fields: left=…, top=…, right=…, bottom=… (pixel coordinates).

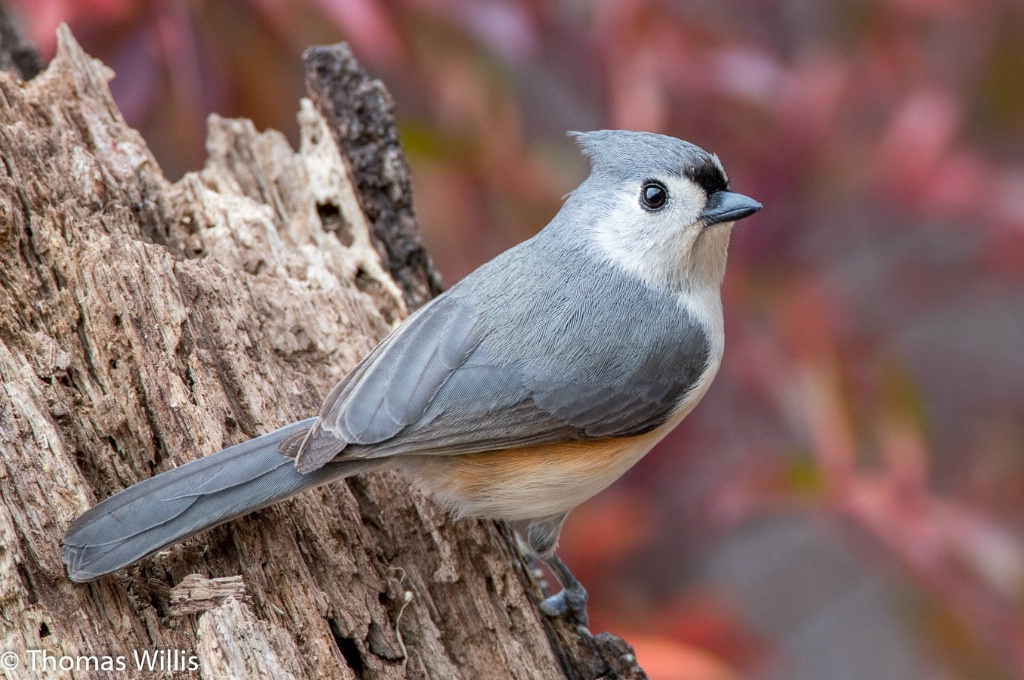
left=61, top=419, right=370, bottom=582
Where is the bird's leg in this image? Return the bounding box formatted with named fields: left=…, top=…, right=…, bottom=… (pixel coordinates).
left=527, top=514, right=589, bottom=628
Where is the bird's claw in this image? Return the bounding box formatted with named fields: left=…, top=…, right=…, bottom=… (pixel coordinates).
left=539, top=587, right=589, bottom=629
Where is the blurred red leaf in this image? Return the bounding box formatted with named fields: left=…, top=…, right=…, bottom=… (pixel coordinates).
left=622, top=632, right=742, bottom=680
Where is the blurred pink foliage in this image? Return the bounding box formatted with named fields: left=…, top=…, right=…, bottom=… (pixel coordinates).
left=9, top=0, right=1024, bottom=678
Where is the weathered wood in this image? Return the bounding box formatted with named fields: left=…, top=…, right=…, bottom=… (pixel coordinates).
left=0, top=25, right=646, bottom=680
left=303, top=43, right=443, bottom=310
left=169, top=575, right=249, bottom=617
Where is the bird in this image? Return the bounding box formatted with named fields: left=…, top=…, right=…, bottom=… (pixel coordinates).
left=62, top=130, right=761, bottom=627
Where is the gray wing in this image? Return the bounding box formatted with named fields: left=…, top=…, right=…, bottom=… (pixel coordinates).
left=293, top=262, right=711, bottom=473
left=293, top=294, right=480, bottom=472
left=371, top=276, right=712, bottom=457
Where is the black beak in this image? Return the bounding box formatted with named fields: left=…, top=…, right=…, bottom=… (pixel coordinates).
left=701, top=191, right=762, bottom=226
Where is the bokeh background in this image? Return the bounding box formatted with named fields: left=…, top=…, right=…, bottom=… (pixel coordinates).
left=8, top=1, right=1024, bottom=678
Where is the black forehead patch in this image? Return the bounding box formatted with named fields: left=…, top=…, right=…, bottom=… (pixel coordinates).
left=684, top=160, right=728, bottom=196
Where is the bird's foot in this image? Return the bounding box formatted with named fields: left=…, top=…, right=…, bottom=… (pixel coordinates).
left=539, top=585, right=589, bottom=629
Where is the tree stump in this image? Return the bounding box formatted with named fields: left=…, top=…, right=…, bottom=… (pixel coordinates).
left=0, top=24, right=646, bottom=680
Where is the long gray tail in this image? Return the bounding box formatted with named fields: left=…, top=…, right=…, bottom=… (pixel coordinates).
left=62, top=419, right=373, bottom=582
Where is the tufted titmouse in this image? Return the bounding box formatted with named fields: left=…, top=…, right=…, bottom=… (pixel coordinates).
left=62, top=130, right=760, bottom=626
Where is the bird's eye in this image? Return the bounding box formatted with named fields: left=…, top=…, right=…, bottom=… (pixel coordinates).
left=640, top=181, right=668, bottom=211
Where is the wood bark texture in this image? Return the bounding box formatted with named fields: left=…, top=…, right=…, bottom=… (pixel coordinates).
left=0, top=25, right=647, bottom=680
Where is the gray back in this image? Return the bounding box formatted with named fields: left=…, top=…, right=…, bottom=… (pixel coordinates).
left=302, top=226, right=710, bottom=464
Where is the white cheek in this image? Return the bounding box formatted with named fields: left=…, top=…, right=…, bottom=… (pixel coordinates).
left=666, top=177, right=705, bottom=226
left=588, top=178, right=707, bottom=289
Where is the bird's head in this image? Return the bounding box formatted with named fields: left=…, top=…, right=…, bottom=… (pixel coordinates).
left=564, top=130, right=761, bottom=291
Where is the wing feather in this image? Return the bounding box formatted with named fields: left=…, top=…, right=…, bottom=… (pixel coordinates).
left=294, top=243, right=711, bottom=472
